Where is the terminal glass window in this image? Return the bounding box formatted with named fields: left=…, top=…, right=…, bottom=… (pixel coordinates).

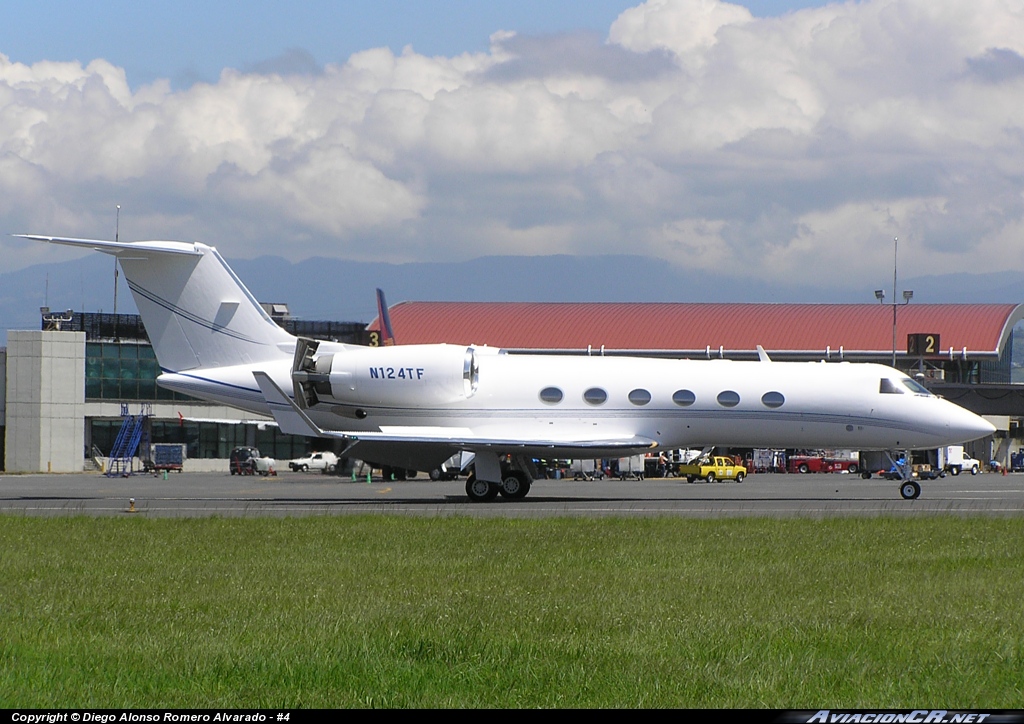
left=256, top=426, right=312, bottom=461
left=85, top=342, right=195, bottom=402
left=91, top=419, right=310, bottom=461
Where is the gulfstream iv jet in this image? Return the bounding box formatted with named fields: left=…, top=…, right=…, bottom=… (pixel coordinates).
left=22, top=235, right=995, bottom=501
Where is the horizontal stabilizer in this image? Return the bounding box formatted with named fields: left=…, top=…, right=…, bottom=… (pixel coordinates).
left=16, top=235, right=201, bottom=256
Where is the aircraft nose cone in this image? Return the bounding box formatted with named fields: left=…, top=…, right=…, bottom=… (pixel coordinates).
left=950, top=406, right=996, bottom=441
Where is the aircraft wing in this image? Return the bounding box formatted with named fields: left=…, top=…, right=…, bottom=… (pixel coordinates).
left=253, top=372, right=656, bottom=469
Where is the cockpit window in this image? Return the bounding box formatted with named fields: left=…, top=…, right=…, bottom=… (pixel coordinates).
left=901, top=378, right=932, bottom=396
left=879, top=379, right=904, bottom=394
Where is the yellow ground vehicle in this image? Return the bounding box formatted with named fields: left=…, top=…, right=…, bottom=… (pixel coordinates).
left=678, top=455, right=746, bottom=483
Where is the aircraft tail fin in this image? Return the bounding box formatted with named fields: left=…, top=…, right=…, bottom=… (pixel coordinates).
left=20, top=236, right=294, bottom=371
left=375, top=288, right=397, bottom=345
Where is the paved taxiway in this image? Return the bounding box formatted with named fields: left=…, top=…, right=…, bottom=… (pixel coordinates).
left=1, top=470, right=1023, bottom=517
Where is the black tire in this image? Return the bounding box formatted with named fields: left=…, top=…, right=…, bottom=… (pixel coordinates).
left=735, top=471, right=745, bottom=483
left=327, top=464, right=336, bottom=473
left=301, top=464, right=308, bottom=472
left=900, top=481, right=921, bottom=500
left=465, top=474, right=498, bottom=502
left=848, top=464, right=858, bottom=474
left=705, top=471, right=716, bottom=483
left=950, top=466, right=960, bottom=476
left=798, top=463, right=809, bottom=474
left=429, top=468, right=442, bottom=481
left=498, top=470, right=531, bottom=499
left=686, top=475, right=695, bottom=483
left=970, top=465, right=979, bottom=475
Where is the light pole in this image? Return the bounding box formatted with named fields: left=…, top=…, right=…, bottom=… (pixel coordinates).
left=874, top=237, right=913, bottom=368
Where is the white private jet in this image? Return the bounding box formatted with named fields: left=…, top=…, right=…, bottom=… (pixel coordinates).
left=21, top=235, right=995, bottom=501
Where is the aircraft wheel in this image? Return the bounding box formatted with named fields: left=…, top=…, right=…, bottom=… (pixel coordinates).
left=734, top=472, right=744, bottom=483
left=498, top=470, right=531, bottom=499
left=705, top=472, right=716, bottom=483
left=466, top=474, right=498, bottom=502
left=900, top=481, right=921, bottom=500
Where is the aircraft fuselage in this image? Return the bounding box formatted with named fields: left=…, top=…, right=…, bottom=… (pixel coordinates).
left=158, top=343, right=992, bottom=454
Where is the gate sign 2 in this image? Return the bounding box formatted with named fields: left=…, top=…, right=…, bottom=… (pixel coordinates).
left=907, top=333, right=941, bottom=356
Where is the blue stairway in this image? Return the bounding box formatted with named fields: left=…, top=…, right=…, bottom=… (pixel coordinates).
left=105, top=415, right=146, bottom=477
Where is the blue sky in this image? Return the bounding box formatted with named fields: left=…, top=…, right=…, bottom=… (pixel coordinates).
left=2, top=1, right=833, bottom=88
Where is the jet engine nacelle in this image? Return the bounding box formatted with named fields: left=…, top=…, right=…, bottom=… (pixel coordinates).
left=304, top=344, right=479, bottom=409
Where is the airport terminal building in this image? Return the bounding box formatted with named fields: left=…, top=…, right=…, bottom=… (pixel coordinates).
left=1, top=309, right=368, bottom=473
left=2, top=302, right=1022, bottom=473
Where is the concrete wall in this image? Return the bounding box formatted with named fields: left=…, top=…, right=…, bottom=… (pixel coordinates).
left=1, top=346, right=7, bottom=425
left=5, top=330, right=85, bottom=472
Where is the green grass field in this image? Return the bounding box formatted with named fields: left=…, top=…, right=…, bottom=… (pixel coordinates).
left=1, top=515, right=1022, bottom=708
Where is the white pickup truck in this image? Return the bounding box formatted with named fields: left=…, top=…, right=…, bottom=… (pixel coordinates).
left=288, top=451, right=339, bottom=473
left=941, top=445, right=981, bottom=476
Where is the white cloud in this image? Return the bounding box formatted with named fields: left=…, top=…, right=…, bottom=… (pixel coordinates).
left=609, top=0, right=752, bottom=60
left=2, top=0, right=1024, bottom=298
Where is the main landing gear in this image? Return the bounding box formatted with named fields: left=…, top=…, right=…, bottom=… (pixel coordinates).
left=465, top=456, right=534, bottom=502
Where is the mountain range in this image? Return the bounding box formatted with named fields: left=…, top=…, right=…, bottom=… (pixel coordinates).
left=3, top=252, right=1023, bottom=344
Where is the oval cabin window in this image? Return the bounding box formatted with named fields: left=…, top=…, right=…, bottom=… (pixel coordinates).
left=628, top=388, right=652, bottom=406
left=539, top=387, right=563, bottom=404
left=717, top=390, right=740, bottom=407
left=672, top=389, right=696, bottom=407
left=583, top=388, right=608, bottom=405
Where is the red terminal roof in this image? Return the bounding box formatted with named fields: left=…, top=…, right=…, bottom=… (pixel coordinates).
left=367, top=302, right=1024, bottom=358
